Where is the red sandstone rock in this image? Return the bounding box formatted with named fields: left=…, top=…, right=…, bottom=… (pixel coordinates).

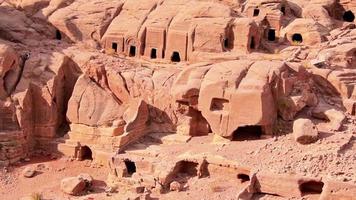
left=0, top=0, right=356, bottom=199
left=293, top=118, right=319, bottom=144
left=60, top=176, right=86, bottom=195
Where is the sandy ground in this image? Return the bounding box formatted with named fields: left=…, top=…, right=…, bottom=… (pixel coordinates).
left=0, top=155, right=112, bottom=200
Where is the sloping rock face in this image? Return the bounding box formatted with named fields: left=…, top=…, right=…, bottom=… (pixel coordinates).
left=48, top=0, right=123, bottom=43
left=67, top=74, right=125, bottom=127
left=0, top=43, right=20, bottom=98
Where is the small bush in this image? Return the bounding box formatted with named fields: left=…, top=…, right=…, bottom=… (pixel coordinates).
left=31, top=193, right=42, bottom=200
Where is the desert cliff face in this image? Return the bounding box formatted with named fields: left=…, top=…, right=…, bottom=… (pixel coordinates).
left=0, top=0, right=356, bottom=199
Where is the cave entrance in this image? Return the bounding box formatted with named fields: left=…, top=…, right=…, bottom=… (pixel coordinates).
left=281, top=6, right=286, bottom=15
left=343, top=11, right=355, bottom=22
left=112, top=42, right=118, bottom=52
left=253, top=9, right=260, bottom=16
left=171, top=51, right=181, bottom=62
left=80, top=146, right=93, bottom=160
left=129, top=45, right=136, bottom=57
left=124, top=160, right=136, bottom=177
left=210, top=98, right=229, bottom=111
left=232, top=126, right=263, bottom=141
left=250, top=36, right=256, bottom=49
left=223, top=38, right=229, bottom=50
left=237, top=173, right=250, bottom=183
left=299, top=181, right=324, bottom=196
left=268, top=29, right=276, bottom=41
left=176, top=161, right=198, bottom=176
left=56, top=30, right=62, bottom=40
left=150, top=48, right=157, bottom=59
left=292, top=33, right=303, bottom=43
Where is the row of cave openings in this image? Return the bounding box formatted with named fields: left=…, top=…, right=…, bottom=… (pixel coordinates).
left=112, top=43, right=182, bottom=62
left=53, top=8, right=355, bottom=52
left=263, top=11, right=355, bottom=43
left=120, top=159, right=326, bottom=197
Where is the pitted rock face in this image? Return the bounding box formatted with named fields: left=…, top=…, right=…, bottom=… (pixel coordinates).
left=1, top=0, right=356, bottom=198
left=0, top=43, right=19, bottom=98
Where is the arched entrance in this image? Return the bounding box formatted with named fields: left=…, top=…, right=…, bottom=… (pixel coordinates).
left=80, top=146, right=93, bottom=160
left=171, top=51, right=181, bottom=62
left=292, top=33, right=303, bottom=43
left=343, top=10, right=355, bottom=22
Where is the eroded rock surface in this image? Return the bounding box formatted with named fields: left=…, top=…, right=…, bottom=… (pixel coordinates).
left=0, top=0, right=356, bottom=199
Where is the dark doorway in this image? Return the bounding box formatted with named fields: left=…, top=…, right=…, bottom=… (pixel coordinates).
left=210, top=98, right=229, bottom=111
left=171, top=51, right=181, bottom=62
left=343, top=11, right=355, bottom=22
left=232, top=126, right=263, bottom=141
left=281, top=6, right=286, bottom=15
left=124, top=160, right=136, bottom=177
left=268, top=29, right=276, bottom=41
left=129, top=46, right=136, bottom=57
left=237, top=174, right=250, bottom=183
left=253, top=9, right=260, bottom=16
left=81, top=146, right=92, bottom=160
left=292, top=33, right=303, bottom=43
left=56, top=30, right=62, bottom=40
left=112, top=43, right=118, bottom=52
left=299, top=181, right=324, bottom=196
left=224, top=38, right=229, bottom=50
left=150, top=48, right=157, bottom=59
left=176, top=161, right=198, bottom=176
left=250, top=37, right=256, bottom=49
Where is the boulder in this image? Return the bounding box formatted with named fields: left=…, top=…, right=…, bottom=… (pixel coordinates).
left=293, top=119, right=319, bottom=144
left=281, top=19, right=329, bottom=46
left=170, top=181, right=182, bottom=192
left=77, top=173, right=93, bottom=187
left=22, top=166, right=36, bottom=178
left=60, top=176, right=86, bottom=195
left=324, top=109, right=346, bottom=131
left=312, top=105, right=346, bottom=131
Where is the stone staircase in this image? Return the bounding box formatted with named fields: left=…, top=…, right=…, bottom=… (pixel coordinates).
left=0, top=101, right=25, bottom=166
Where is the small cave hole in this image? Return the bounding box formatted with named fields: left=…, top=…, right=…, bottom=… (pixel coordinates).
left=171, top=51, right=181, bottom=62
left=223, top=38, right=229, bottom=50
left=237, top=174, right=250, bottom=183
left=176, top=161, right=198, bottom=176
left=80, top=146, right=92, bottom=160
left=299, top=181, right=324, bottom=196
left=112, top=43, right=118, bottom=52
left=150, top=48, right=157, bottom=59
left=253, top=9, right=260, bottom=16
left=232, top=126, right=263, bottom=141
left=292, top=33, right=303, bottom=43
left=343, top=11, right=355, bottom=22
left=268, top=29, right=276, bottom=41
left=281, top=6, right=286, bottom=15
left=124, top=160, right=137, bottom=177
left=129, top=45, right=136, bottom=57
left=56, top=30, right=62, bottom=40
left=210, top=98, right=229, bottom=111
left=250, top=36, right=256, bottom=49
